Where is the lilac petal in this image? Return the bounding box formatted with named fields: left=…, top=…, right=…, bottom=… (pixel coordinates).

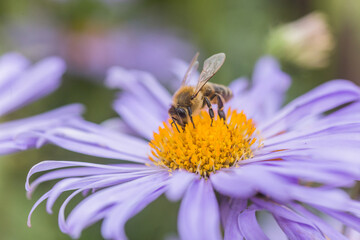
left=26, top=160, right=153, bottom=192
left=56, top=175, right=157, bottom=234
left=289, top=187, right=360, bottom=215
left=0, top=141, right=26, bottom=155
left=32, top=122, right=151, bottom=163
left=165, top=171, right=196, bottom=201
left=317, top=207, right=360, bottom=232
left=101, top=181, right=166, bottom=240
left=253, top=161, right=357, bottom=187
left=0, top=52, right=29, bottom=92
left=54, top=174, right=153, bottom=234
left=211, top=169, right=257, bottom=199
left=275, top=215, right=326, bottom=240
left=237, top=206, right=270, bottom=240
left=27, top=191, right=51, bottom=227
left=277, top=146, right=360, bottom=167
left=27, top=163, right=154, bottom=198
left=46, top=171, right=155, bottom=215
left=178, top=179, right=221, bottom=240
left=324, top=101, right=360, bottom=121
left=113, top=92, right=165, bottom=140
left=0, top=104, right=84, bottom=140
left=29, top=165, right=148, bottom=190
left=220, top=198, right=246, bottom=240
left=0, top=104, right=84, bottom=155
left=106, top=67, right=172, bottom=139
left=65, top=173, right=168, bottom=238
left=106, top=67, right=171, bottom=109
left=262, top=119, right=360, bottom=148
left=100, top=117, right=136, bottom=135
left=229, top=56, right=291, bottom=122
left=259, top=80, right=360, bottom=137
left=291, top=203, right=348, bottom=240
left=211, top=166, right=290, bottom=201
left=252, top=56, right=290, bottom=89
left=228, top=77, right=248, bottom=96
left=28, top=168, right=118, bottom=198
left=253, top=199, right=326, bottom=240
left=0, top=56, right=65, bottom=116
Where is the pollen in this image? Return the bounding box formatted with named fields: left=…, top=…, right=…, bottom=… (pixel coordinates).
left=149, top=108, right=259, bottom=178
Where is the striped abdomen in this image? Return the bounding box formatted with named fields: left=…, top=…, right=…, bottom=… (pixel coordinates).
left=202, top=83, right=233, bottom=103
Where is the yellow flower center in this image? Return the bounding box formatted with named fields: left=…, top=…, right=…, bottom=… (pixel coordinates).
left=149, top=109, right=259, bottom=177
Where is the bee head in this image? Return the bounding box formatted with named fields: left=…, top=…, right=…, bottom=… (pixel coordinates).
left=168, top=105, right=188, bottom=128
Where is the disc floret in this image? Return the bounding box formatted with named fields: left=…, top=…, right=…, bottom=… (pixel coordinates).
left=149, top=109, right=259, bottom=177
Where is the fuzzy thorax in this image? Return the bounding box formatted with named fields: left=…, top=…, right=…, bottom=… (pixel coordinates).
left=149, top=109, right=259, bottom=177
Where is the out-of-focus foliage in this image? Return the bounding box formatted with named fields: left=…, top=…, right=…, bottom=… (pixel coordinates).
left=0, top=0, right=360, bottom=239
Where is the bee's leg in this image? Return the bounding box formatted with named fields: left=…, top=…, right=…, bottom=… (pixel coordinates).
left=216, top=94, right=226, bottom=121
left=171, top=120, right=181, bottom=133
left=187, top=107, right=196, bottom=128
left=204, top=97, right=214, bottom=126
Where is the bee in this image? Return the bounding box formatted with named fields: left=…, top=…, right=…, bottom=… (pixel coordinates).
left=169, top=52, right=233, bottom=131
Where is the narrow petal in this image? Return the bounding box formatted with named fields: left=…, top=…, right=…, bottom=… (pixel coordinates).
left=113, top=93, right=165, bottom=139
left=291, top=203, right=348, bottom=240
left=106, top=67, right=172, bottom=139
left=238, top=206, right=270, bottom=240
left=229, top=56, right=291, bottom=122
left=211, top=166, right=291, bottom=201
left=220, top=198, right=246, bottom=240
left=253, top=199, right=327, bottom=240
left=228, top=77, right=248, bottom=96
left=259, top=80, right=360, bottom=137
left=101, top=181, right=167, bottom=240
left=106, top=67, right=172, bottom=109
left=100, top=117, right=136, bottom=135
left=178, top=179, right=221, bottom=240
left=0, top=56, right=66, bottom=116
left=165, top=171, right=196, bottom=201
left=0, top=104, right=84, bottom=140
left=26, top=160, right=154, bottom=198
left=0, top=104, right=84, bottom=155
left=0, top=52, right=29, bottom=92
left=315, top=206, right=360, bottom=233
left=30, top=120, right=151, bottom=163
left=26, top=160, right=153, bottom=192
left=65, top=173, right=168, bottom=238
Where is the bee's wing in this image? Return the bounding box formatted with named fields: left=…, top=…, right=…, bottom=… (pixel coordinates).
left=193, top=53, right=226, bottom=97
left=181, top=52, right=199, bottom=86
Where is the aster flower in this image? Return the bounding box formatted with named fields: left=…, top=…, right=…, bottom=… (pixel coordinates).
left=27, top=56, right=360, bottom=239
left=0, top=52, right=83, bottom=155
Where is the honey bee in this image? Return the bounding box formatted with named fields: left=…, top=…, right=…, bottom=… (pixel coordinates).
left=169, top=52, right=233, bottom=131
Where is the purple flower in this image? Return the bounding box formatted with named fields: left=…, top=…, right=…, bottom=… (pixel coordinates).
left=27, top=56, right=360, bottom=239
left=0, top=52, right=84, bottom=155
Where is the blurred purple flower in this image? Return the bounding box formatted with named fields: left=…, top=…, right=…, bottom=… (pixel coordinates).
left=6, top=20, right=193, bottom=81
left=60, top=27, right=193, bottom=81
left=0, top=53, right=84, bottom=155
left=27, top=56, right=360, bottom=239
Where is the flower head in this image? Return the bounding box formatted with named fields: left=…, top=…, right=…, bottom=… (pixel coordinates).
left=27, top=55, right=360, bottom=239
left=150, top=109, right=258, bottom=177
left=0, top=52, right=84, bottom=155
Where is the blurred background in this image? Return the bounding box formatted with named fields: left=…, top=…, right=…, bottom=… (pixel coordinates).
left=0, top=0, right=360, bottom=239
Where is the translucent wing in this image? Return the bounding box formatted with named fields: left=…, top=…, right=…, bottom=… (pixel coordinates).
left=193, top=53, right=226, bottom=97
left=181, top=52, right=200, bottom=86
